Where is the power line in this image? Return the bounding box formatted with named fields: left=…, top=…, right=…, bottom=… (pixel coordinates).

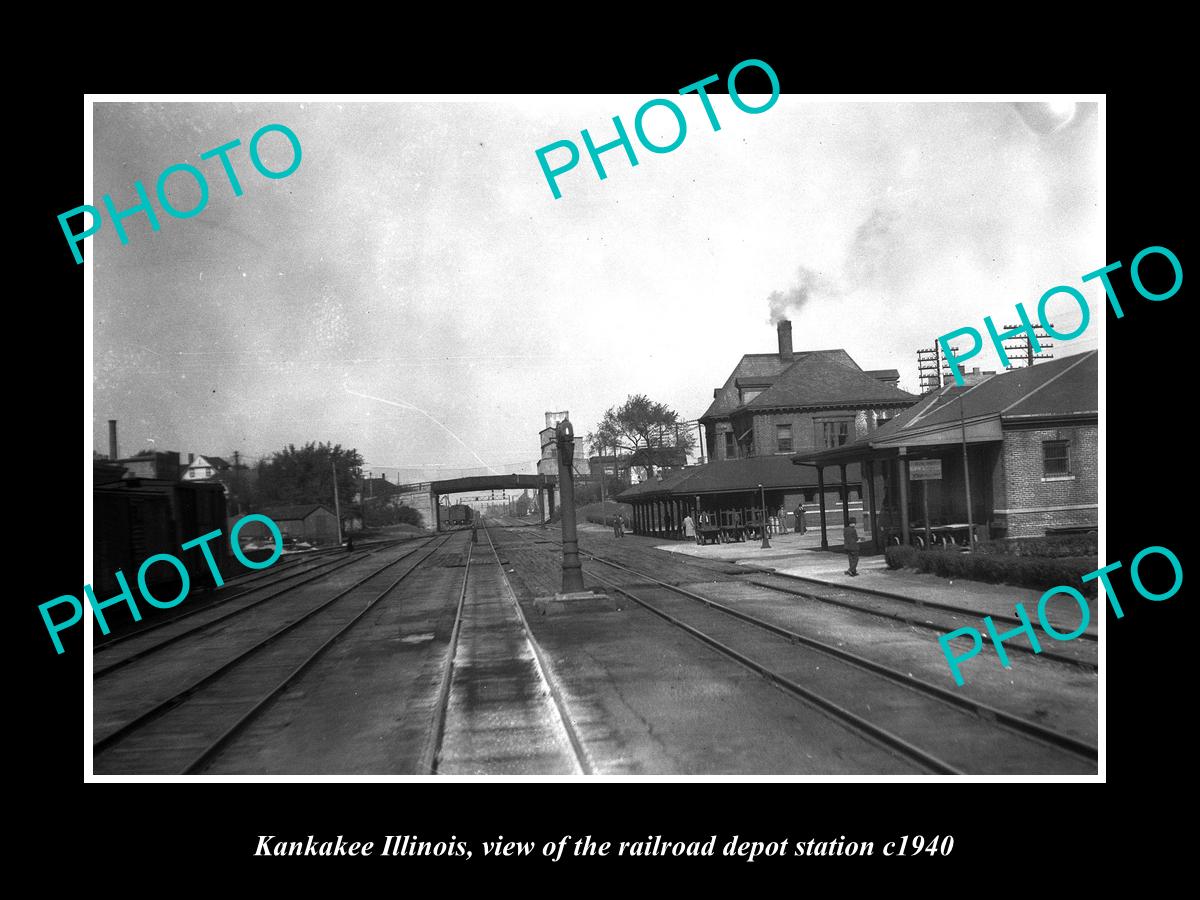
left=1001, top=322, right=1055, bottom=369
left=916, top=340, right=957, bottom=392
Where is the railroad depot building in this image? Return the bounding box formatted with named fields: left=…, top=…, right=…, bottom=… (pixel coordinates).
left=793, top=350, right=1098, bottom=547
left=620, top=320, right=918, bottom=539
left=699, top=320, right=917, bottom=461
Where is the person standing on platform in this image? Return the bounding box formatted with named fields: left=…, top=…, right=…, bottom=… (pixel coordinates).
left=843, top=517, right=860, bottom=576
left=613, top=514, right=623, bottom=538
left=683, top=512, right=696, bottom=542
left=796, top=503, right=807, bottom=535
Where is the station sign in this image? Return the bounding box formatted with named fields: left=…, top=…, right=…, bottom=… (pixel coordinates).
left=909, top=459, right=943, bottom=480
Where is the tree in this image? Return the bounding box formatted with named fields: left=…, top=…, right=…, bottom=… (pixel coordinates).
left=589, top=394, right=696, bottom=479
left=254, top=442, right=363, bottom=510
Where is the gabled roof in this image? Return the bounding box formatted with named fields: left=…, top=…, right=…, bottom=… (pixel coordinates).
left=892, top=350, right=1097, bottom=433
left=793, top=351, right=1098, bottom=463
left=257, top=504, right=335, bottom=522
left=193, top=455, right=231, bottom=469
left=745, top=354, right=918, bottom=411
left=700, top=349, right=863, bottom=420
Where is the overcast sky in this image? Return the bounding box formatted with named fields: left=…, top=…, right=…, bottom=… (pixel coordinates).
left=91, top=98, right=1100, bottom=483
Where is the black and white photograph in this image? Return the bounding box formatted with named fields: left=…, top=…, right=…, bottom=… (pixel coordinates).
left=82, top=93, right=1104, bottom=779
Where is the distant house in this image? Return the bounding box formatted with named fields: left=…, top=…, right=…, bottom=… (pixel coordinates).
left=183, top=454, right=232, bottom=481
left=246, top=504, right=340, bottom=545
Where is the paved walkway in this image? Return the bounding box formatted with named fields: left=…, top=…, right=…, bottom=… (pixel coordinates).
left=653, top=531, right=1098, bottom=637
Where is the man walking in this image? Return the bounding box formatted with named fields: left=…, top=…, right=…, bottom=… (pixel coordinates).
left=843, top=516, right=860, bottom=576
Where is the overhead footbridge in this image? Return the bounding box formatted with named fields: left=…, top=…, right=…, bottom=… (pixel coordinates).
left=393, top=474, right=559, bottom=532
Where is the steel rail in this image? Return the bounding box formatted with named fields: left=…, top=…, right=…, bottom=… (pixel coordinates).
left=582, top=567, right=960, bottom=775
left=182, top=535, right=454, bottom=774
left=95, top=535, right=433, bottom=653
left=480, top=520, right=592, bottom=775
left=417, top=541, right=474, bottom=775
left=93, top=551, right=379, bottom=678
left=745, top=578, right=1096, bottom=668
left=93, top=550, right=377, bottom=659
left=506, top=530, right=1097, bottom=763
left=93, top=535, right=455, bottom=757
left=741, top=567, right=1098, bottom=642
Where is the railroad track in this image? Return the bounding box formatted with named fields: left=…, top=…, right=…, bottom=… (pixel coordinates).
left=745, top=566, right=1097, bottom=640
left=420, top=519, right=591, bottom=775
left=92, top=533, right=456, bottom=775
left=94, top=550, right=373, bottom=664
left=495, top=528, right=1096, bottom=775
left=490, top=523, right=1095, bottom=668
left=741, top=574, right=1096, bottom=669
left=93, top=546, right=424, bottom=678
left=93, top=535, right=430, bottom=655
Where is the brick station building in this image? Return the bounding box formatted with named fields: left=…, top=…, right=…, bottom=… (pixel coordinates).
left=619, top=318, right=916, bottom=540
left=792, top=350, right=1098, bottom=548
left=699, top=320, right=917, bottom=462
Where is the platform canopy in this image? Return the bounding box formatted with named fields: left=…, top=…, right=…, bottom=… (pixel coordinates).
left=618, top=456, right=860, bottom=501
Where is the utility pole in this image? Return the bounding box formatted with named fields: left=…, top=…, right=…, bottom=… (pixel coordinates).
left=332, top=460, right=343, bottom=546
left=1002, top=322, right=1055, bottom=370
left=959, top=397, right=974, bottom=549
left=917, top=341, right=958, bottom=392
left=231, top=450, right=242, bottom=515
left=598, top=439, right=606, bottom=505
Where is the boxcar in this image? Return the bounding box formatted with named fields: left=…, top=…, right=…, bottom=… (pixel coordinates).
left=93, top=474, right=228, bottom=600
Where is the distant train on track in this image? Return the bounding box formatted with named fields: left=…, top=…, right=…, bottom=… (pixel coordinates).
left=445, top=504, right=474, bottom=529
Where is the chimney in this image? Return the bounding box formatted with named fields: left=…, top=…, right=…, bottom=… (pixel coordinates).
left=108, top=420, right=119, bottom=460
left=188, top=452, right=195, bottom=464
left=777, top=319, right=794, bottom=362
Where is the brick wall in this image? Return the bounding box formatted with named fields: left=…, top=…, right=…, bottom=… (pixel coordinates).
left=750, top=407, right=907, bottom=455
left=752, top=411, right=822, bottom=455
left=993, top=423, right=1098, bottom=538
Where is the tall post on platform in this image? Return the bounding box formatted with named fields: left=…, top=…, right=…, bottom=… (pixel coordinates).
left=959, top=396, right=975, bottom=548
left=556, top=418, right=585, bottom=593
left=331, top=460, right=343, bottom=546
left=759, top=483, right=771, bottom=550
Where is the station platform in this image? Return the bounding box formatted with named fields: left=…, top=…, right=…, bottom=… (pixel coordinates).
left=647, top=530, right=1100, bottom=640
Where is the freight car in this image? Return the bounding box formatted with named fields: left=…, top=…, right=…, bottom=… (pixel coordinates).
left=93, top=462, right=229, bottom=601
left=445, top=504, right=473, bottom=529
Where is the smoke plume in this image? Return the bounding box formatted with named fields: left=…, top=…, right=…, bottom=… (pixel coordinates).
left=766, top=266, right=839, bottom=325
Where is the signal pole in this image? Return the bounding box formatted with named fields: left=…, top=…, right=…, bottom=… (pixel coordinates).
left=556, top=418, right=585, bottom=593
